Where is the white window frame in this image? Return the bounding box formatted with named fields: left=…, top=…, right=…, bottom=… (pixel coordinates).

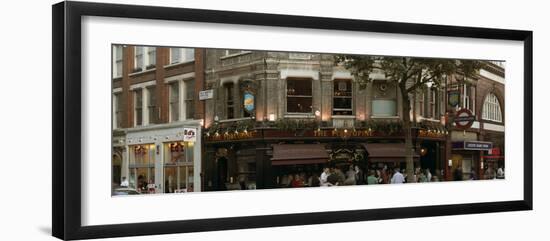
left=169, top=81, right=180, bottom=123
left=133, top=88, right=145, bottom=127
left=184, top=79, right=195, bottom=120
left=134, top=46, right=144, bottom=71
left=147, top=47, right=156, bottom=67
left=130, top=81, right=156, bottom=127
left=146, top=85, right=157, bottom=124
left=482, top=93, right=503, bottom=122
left=168, top=78, right=195, bottom=122
left=169, top=48, right=195, bottom=65
left=463, top=84, right=470, bottom=110
left=112, top=45, right=123, bottom=78
left=134, top=46, right=156, bottom=72
left=112, top=89, right=123, bottom=129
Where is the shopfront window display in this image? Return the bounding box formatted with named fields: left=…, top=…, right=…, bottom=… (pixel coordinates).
left=163, top=141, right=194, bottom=193
left=129, top=144, right=155, bottom=193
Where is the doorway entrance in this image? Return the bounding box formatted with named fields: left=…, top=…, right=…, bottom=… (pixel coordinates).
left=216, top=157, right=228, bottom=190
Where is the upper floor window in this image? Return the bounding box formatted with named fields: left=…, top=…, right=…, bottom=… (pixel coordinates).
left=185, top=79, right=195, bottom=119
left=333, top=79, right=352, bottom=115
left=134, top=47, right=144, bottom=71
left=372, top=100, right=397, bottom=117
left=462, top=84, right=473, bottom=111
left=113, top=45, right=123, bottom=78
left=134, top=89, right=143, bottom=126
left=147, top=86, right=158, bottom=124
left=418, top=88, right=440, bottom=119
left=224, top=83, right=235, bottom=119
left=286, top=78, right=313, bottom=113
left=168, top=79, right=195, bottom=122
left=482, top=93, right=502, bottom=122
left=114, top=92, right=123, bottom=129
left=169, top=82, right=180, bottom=122
left=147, top=48, right=156, bottom=69
left=372, top=82, right=397, bottom=117
left=134, top=46, right=156, bottom=72
left=221, top=82, right=254, bottom=120
left=170, top=48, right=194, bottom=64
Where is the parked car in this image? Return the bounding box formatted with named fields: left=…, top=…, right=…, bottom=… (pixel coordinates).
left=112, top=187, right=140, bottom=196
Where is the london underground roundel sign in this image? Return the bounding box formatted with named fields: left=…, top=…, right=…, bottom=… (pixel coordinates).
left=454, top=108, right=475, bottom=129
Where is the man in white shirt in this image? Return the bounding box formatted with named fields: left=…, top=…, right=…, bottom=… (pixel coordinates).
left=390, top=168, right=405, bottom=184
left=120, top=177, right=129, bottom=187
left=496, top=167, right=505, bottom=179
left=320, top=167, right=333, bottom=187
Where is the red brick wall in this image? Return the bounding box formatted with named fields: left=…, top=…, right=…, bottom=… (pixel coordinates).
left=113, top=45, right=202, bottom=128
left=155, top=47, right=168, bottom=124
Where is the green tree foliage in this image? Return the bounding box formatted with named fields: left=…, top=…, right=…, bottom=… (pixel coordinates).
left=335, top=55, right=483, bottom=181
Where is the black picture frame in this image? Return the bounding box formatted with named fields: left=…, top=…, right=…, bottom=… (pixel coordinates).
left=52, top=1, right=533, bottom=240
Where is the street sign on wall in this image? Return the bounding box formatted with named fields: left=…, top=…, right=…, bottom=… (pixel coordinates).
left=199, top=89, right=213, bottom=100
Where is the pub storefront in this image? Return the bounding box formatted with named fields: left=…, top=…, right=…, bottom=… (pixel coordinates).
left=203, top=121, right=448, bottom=190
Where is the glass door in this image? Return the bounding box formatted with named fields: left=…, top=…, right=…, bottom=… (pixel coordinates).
left=164, top=166, right=177, bottom=193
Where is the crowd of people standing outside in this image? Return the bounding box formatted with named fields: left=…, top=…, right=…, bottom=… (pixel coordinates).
left=318, top=165, right=442, bottom=186
left=276, top=162, right=505, bottom=189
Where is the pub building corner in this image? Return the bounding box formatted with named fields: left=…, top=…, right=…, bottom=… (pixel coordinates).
left=111, top=46, right=506, bottom=193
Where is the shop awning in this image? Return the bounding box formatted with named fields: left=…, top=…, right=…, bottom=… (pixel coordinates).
left=362, top=143, right=419, bottom=162
left=271, top=144, right=329, bottom=166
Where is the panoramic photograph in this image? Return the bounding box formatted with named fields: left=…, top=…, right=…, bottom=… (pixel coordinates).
left=110, top=45, right=505, bottom=195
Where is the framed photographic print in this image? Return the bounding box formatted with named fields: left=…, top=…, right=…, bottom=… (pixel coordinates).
left=52, top=1, right=533, bottom=240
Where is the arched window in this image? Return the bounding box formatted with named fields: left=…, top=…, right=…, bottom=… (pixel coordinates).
left=482, top=93, right=502, bottom=122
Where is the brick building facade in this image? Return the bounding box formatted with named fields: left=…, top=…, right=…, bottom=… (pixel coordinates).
left=112, top=45, right=506, bottom=193
left=447, top=61, right=505, bottom=180
left=111, top=45, right=205, bottom=193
